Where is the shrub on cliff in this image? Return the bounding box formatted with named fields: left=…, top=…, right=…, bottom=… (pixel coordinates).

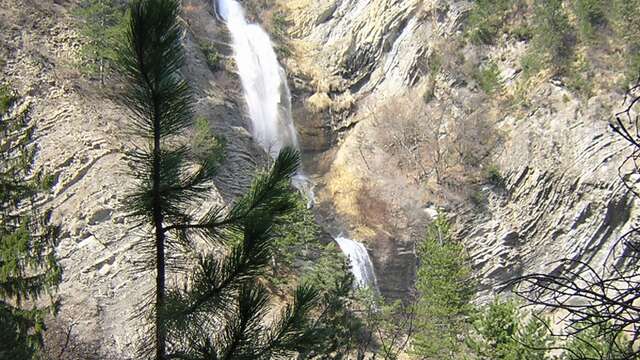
left=75, top=0, right=127, bottom=84
left=466, top=0, right=516, bottom=45
left=0, top=84, right=16, bottom=115
left=610, top=0, right=640, bottom=87
left=574, top=0, right=608, bottom=43
left=527, top=0, right=576, bottom=74
left=191, top=116, right=225, bottom=167
left=198, top=42, right=223, bottom=72
left=473, top=61, right=502, bottom=95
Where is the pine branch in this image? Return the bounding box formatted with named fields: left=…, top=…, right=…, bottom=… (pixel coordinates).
left=218, top=285, right=270, bottom=360
left=261, top=283, right=320, bottom=359
left=163, top=147, right=301, bottom=237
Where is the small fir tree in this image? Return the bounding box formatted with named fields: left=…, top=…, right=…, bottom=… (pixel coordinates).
left=467, top=299, right=553, bottom=360
left=0, top=90, right=61, bottom=359
left=411, top=214, right=474, bottom=359
left=75, top=0, right=127, bottom=84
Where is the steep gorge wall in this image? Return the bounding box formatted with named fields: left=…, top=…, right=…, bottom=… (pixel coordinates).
left=277, top=0, right=640, bottom=300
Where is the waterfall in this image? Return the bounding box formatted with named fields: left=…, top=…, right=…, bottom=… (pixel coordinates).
left=216, top=0, right=377, bottom=290
left=335, top=236, right=378, bottom=289
left=216, top=0, right=297, bottom=157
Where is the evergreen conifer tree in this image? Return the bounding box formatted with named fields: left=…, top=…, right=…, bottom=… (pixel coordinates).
left=412, top=214, right=474, bottom=358
left=75, top=0, right=128, bottom=84
left=0, top=90, right=61, bottom=359
left=115, top=1, right=325, bottom=358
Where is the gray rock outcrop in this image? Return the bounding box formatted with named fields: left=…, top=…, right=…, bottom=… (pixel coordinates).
left=278, top=0, right=640, bottom=301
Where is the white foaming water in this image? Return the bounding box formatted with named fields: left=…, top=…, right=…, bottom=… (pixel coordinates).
left=217, top=0, right=376, bottom=289
left=335, top=235, right=378, bottom=289
left=217, top=0, right=298, bottom=157
left=217, top=0, right=315, bottom=205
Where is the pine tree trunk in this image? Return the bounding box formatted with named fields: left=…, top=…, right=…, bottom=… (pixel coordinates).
left=100, top=58, right=105, bottom=87
left=152, top=105, right=166, bottom=360
left=99, top=0, right=105, bottom=87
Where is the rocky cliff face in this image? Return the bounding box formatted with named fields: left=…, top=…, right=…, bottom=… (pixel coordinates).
left=4, top=0, right=639, bottom=354
left=461, top=90, right=636, bottom=300
left=277, top=0, right=639, bottom=300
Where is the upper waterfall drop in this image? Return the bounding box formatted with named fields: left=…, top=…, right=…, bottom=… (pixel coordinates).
left=216, top=0, right=299, bottom=157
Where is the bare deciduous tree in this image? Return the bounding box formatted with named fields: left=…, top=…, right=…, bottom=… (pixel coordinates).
left=370, top=90, right=500, bottom=198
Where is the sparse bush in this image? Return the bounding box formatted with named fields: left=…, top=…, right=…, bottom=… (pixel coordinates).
left=610, top=0, right=640, bottom=41
left=40, top=172, right=58, bottom=191
left=526, top=0, right=575, bottom=74
left=510, top=24, right=533, bottom=41
left=485, top=164, right=504, bottom=187
left=611, top=0, right=640, bottom=47
left=271, top=10, right=288, bottom=38
left=470, top=189, right=487, bottom=208
left=191, top=116, right=225, bottom=168
left=473, top=61, right=502, bottom=95
left=421, top=37, right=466, bottom=80
left=374, top=90, right=499, bottom=191
left=510, top=80, right=533, bottom=109
left=625, top=50, right=640, bottom=88
left=466, top=0, right=514, bottom=45
left=199, top=42, right=222, bottom=72
left=268, top=9, right=292, bottom=58
left=274, top=43, right=293, bottom=58
left=574, top=0, right=607, bottom=42
left=0, top=84, right=16, bottom=115
left=520, top=52, right=543, bottom=78
left=428, top=51, right=443, bottom=76
left=566, top=60, right=594, bottom=98
left=610, top=0, right=640, bottom=87
left=422, top=79, right=436, bottom=103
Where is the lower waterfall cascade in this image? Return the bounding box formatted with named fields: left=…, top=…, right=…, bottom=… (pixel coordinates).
left=334, top=235, right=379, bottom=289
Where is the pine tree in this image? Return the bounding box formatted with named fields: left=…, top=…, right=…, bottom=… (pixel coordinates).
left=467, top=299, right=553, bottom=360
left=115, top=1, right=324, bottom=358
left=75, top=0, right=127, bottom=84
left=411, top=214, right=474, bottom=359
left=300, top=244, right=363, bottom=358
left=0, top=89, right=61, bottom=359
